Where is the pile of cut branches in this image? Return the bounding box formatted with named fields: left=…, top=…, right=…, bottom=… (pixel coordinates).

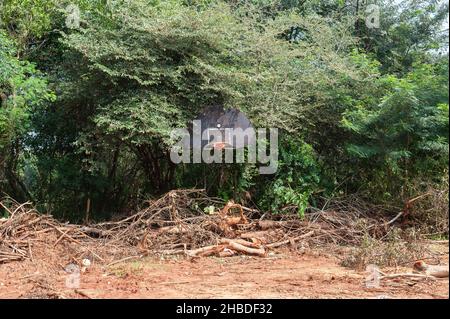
left=0, top=200, right=58, bottom=263
left=0, top=189, right=435, bottom=265
left=0, top=199, right=124, bottom=265
left=95, top=190, right=314, bottom=257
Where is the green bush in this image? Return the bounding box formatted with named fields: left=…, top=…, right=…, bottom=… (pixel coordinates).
left=258, top=136, right=320, bottom=217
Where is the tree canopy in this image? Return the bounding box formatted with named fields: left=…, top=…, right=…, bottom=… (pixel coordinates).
left=0, top=0, right=448, bottom=221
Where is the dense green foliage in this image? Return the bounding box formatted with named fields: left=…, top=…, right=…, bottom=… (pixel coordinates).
left=0, top=31, right=54, bottom=202
left=0, top=0, right=448, bottom=221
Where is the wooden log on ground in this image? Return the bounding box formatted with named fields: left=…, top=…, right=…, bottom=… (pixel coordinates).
left=413, top=261, right=449, bottom=278
left=220, top=238, right=261, bottom=248
left=219, top=238, right=266, bottom=256
left=187, top=244, right=226, bottom=257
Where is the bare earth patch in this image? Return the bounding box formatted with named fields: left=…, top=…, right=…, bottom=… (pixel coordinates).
left=1, top=247, right=448, bottom=299
left=1, top=195, right=448, bottom=299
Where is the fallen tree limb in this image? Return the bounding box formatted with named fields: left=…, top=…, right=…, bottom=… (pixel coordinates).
left=187, top=244, right=226, bottom=257
left=54, top=228, right=72, bottom=247
left=413, top=261, right=449, bottom=278
left=219, top=239, right=266, bottom=256
left=425, top=268, right=449, bottom=278
left=220, top=238, right=261, bottom=248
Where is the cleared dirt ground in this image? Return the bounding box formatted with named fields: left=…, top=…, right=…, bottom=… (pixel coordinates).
left=0, top=247, right=448, bottom=299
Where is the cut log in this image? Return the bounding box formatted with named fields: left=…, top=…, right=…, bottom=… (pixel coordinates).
left=220, top=238, right=261, bottom=248
left=413, top=261, right=449, bottom=278
left=219, top=239, right=266, bottom=256
left=187, top=244, right=226, bottom=257
left=426, top=267, right=449, bottom=278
